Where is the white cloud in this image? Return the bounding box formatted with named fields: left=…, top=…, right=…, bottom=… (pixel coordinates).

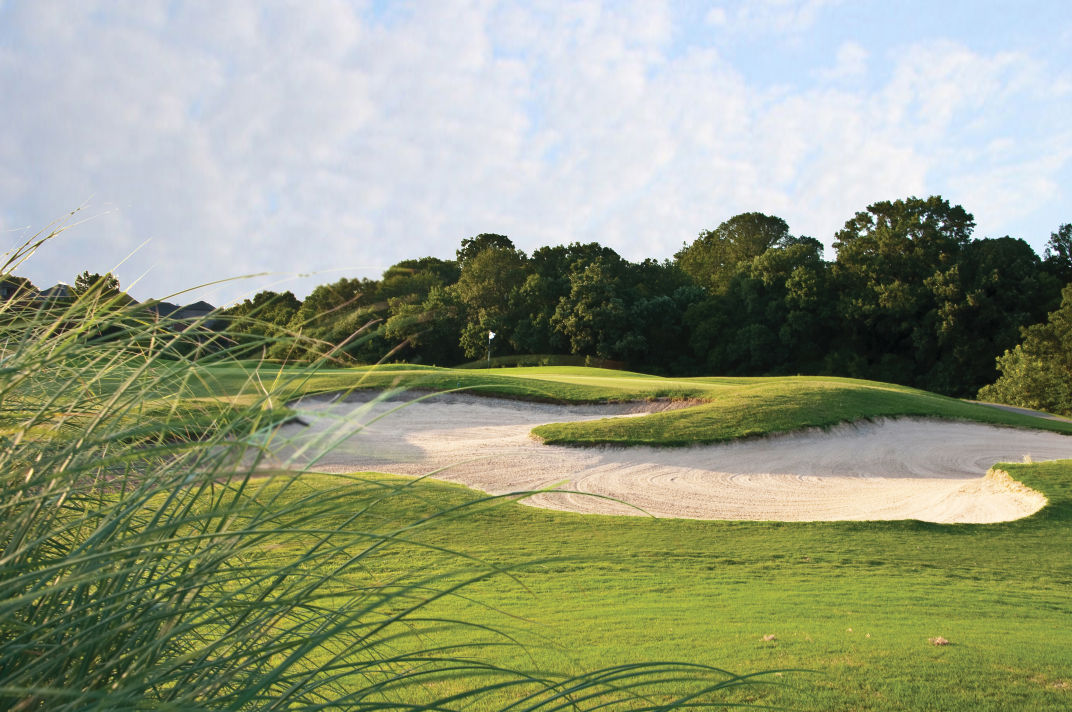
left=704, top=8, right=728, bottom=27
left=721, top=0, right=845, bottom=34
left=947, top=140, right=1072, bottom=238
left=0, top=1, right=1069, bottom=304
left=819, top=41, right=868, bottom=81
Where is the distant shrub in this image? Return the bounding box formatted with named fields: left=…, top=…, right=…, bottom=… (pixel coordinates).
left=979, top=283, right=1072, bottom=416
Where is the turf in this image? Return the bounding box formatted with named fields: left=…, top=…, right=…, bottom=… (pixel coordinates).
left=187, top=363, right=1072, bottom=444
left=161, top=363, right=1072, bottom=709
left=530, top=376, right=1072, bottom=445
left=254, top=460, right=1072, bottom=711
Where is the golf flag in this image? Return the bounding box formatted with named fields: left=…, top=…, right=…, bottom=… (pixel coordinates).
left=488, top=331, right=496, bottom=340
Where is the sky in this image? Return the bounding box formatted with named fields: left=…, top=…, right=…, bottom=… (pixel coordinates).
left=1, top=0, right=1070, bottom=306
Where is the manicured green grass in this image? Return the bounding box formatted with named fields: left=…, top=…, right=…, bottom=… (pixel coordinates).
left=19, top=345, right=1072, bottom=710
left=531, top=376, right=1072, bottom=445
left=169, top=362, right=1072, bottom=710
left=255, top=461, right=1072, bottom=711
left=188, top=363, right=1072, bottom=444
left=99, top=361, right=1072, bottom=709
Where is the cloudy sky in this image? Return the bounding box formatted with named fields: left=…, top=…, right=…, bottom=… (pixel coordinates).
left=1, top=0, right=1070, bottom=305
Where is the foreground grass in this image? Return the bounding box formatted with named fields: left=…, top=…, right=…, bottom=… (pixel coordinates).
left=29, top=353, right=1070, bottom=710
left=257, top=462, right=1072, bottom=711
left=1, top=280, right=765, bottom=708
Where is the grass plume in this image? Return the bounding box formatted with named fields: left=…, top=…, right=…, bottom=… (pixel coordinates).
left=0, top=230, right=767, bottom=710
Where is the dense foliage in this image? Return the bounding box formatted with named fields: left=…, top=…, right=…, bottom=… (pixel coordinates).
left=211, top=196, right=1067, bottom=399
left=979, top=281, right=1072, bottom=416
left=17, top=197, right=1062, bottom=400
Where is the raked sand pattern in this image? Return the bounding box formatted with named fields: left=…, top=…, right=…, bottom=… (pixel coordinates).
left=270, top=392, right=1072, bottom=523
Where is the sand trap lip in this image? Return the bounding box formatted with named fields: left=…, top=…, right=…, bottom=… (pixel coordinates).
left=268, top=392, right=1072, bottom=524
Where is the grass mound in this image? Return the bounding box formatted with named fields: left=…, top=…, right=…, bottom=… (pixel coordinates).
left=530, top=375, right=1072, bottom=446
left=230, top=364, right=1072, bottom=446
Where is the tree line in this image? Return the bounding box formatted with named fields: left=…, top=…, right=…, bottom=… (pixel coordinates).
left=12, top=196, right=1065, bottom=409
left=219, top=196, right=1071, bottom=405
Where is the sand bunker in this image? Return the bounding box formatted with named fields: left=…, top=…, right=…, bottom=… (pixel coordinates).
left=269, top=392, right=1072, bottom=524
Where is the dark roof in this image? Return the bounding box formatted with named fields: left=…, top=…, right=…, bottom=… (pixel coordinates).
left=144, top=300, right=219, bottom=323
left=0, top=278, right=38, bottom=299
left=39, top=283, right=72, bottom=299
left=145, top=301, right=182, bottom=317
left=173, top=301, right=215, bottom=319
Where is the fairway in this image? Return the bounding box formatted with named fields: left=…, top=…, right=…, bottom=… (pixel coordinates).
left=303, top=459, right=1072, bottom=711
left=260, top=365, right=1072, bottom=708
left=11, top=344, right=1072, bottom=710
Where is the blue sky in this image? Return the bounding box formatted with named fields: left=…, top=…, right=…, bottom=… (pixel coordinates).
left=1, top=0, right=1070, bottom=305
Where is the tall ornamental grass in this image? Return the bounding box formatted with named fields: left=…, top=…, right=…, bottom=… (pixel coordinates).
left=0, top=232, right=767, bottom=710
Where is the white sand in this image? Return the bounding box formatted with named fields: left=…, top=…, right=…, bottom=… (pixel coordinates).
left=268, top=392, right=1072, bottom=524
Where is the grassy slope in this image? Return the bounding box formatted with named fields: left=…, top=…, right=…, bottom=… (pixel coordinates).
left=532, top=375, right=1072, bottom=445
left=190, top=363, right=1072, bottom=444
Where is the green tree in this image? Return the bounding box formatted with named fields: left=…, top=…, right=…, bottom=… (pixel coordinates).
left=453, top=243, right=527, bottom=359
left=382, top=286, right=466, bottom=365
left=283, top=277, right=384, bottom=362
left=292, top=277, right=376, bottom=327
left=622, top=259, right=701, bottom=373
left=831, top=195, right=975, bottom=389
left=379, top=257, right=460, bottom=301
left=512, top=243, right=620, bottom=355
left=675, top=212, right=799, bottom=293
left=548, top=255, right=696, bottom=368
left=979, top=283, right=1072, bottom=415
left=925, top=237, right=1060, bottom=395
left=456, top=233, right=515, bottom=266
left=834, top=196, right=974, bottom=271
left=73, top=271, right=120, bottom=296
left=224, top=290, right=303, bottom=358
left=376, top=257, right=464, bottom=363
left=551, top=256, right=630, bottom=360
left=686, top=237, right=832, bottom=375
left=228, top=290, right=301, bottom=327
left=1043, top=223, right=1072, bottom=284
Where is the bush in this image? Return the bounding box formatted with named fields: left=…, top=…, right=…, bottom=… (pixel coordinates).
left=979, top=283, right=1072, bottom=416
